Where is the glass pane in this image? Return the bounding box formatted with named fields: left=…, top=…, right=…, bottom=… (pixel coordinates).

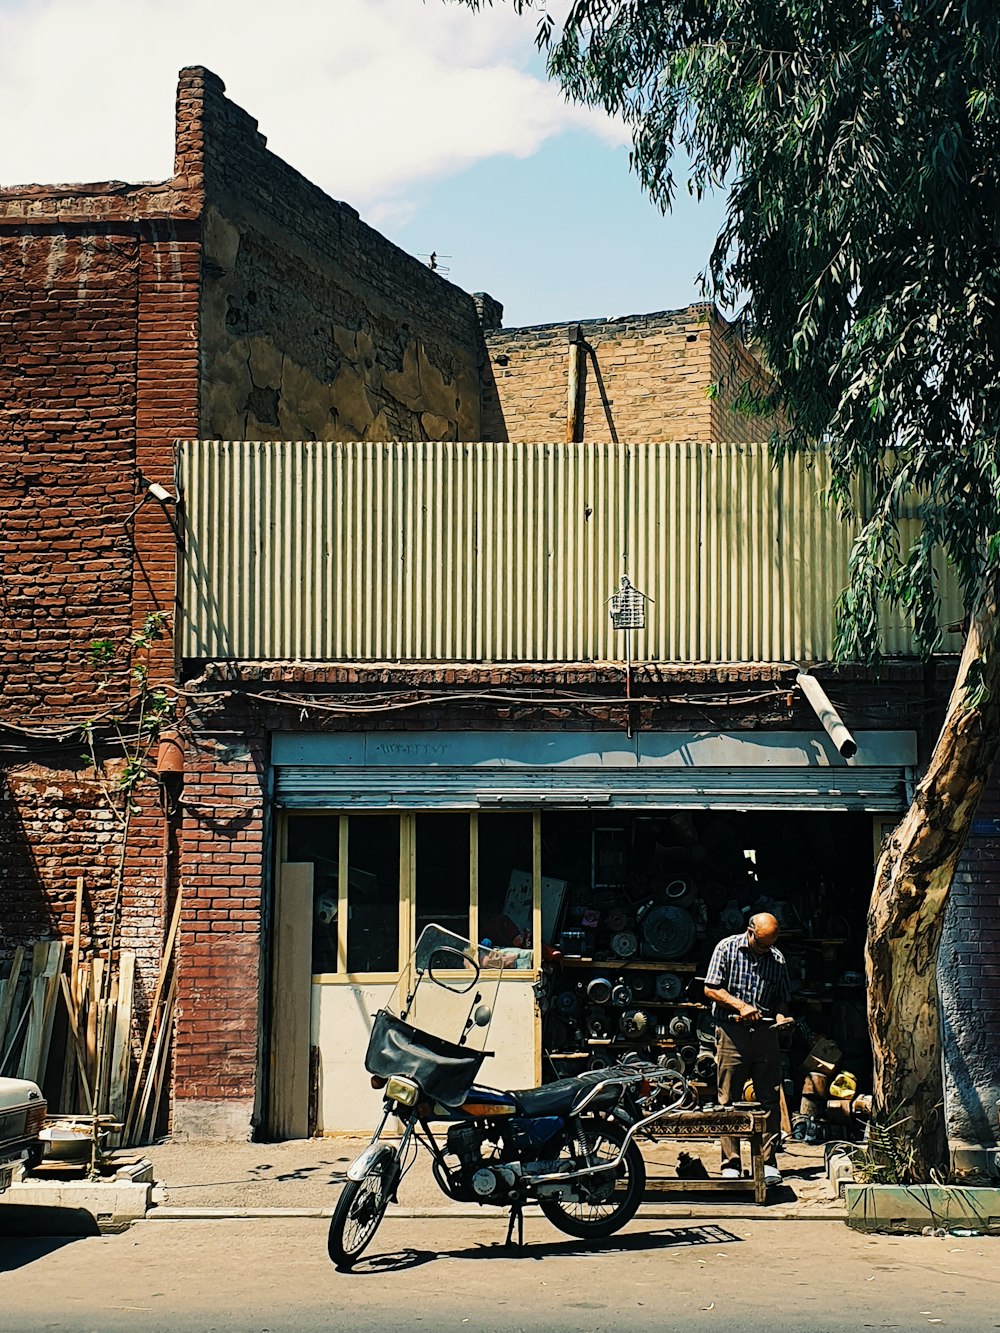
left=541, top=812, right=594, bottom=949
left=414, top=813, right=470, bottom=944
left=477, top=813, right=534, bottom=948
left=346, top=815, right=400, bottom=974
left=286, top=815, right=340, bottom=974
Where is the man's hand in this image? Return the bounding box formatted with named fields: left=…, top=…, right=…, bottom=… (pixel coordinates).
left=734, top=1000, right=760, bottom=1023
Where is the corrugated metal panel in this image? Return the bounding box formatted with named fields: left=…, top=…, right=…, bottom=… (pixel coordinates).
left=272, top=764, right=908, bottom=811
left=178, top=440, right=966, bottom=663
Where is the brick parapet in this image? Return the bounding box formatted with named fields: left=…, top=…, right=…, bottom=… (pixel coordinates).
left=482, top=305, right=774, bottom=444
left=193, top=67, right=485, bottom=442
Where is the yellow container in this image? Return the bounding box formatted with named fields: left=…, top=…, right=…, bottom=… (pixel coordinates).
left=829, top=1071, right=858, bottom=1100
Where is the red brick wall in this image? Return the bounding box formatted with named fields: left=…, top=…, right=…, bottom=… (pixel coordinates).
left=0, top=105, right=201, bottom=1059
left=172, top=732, right=267, bottom=1135
left=0, top=224, right=139, bottom=958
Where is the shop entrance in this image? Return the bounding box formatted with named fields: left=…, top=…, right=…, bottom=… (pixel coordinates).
left=271, top=802, right=880, bottom=1136
left=537, top=808, right=878, bottom=1137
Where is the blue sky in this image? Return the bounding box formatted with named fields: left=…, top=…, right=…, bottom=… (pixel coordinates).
left=386, top=129, right=726, bottom=327
left=0, top=0, right=726, bottom=327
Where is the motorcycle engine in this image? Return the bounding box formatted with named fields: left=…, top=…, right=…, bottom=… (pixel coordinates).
left=445, top=1122, right=482, bottom=1167
left=445, top=1123, right=522, bottom=1202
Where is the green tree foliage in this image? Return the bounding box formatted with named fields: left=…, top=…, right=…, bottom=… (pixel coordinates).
left=458, top=1, right=1000, bottom=1174
left=459, top=0, right=1000, bottom=661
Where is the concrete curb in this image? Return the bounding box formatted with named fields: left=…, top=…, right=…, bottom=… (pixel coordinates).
left=145, top=1203, right=846, bottom=1223
left=845, top=1183, right=1000, bottom=1235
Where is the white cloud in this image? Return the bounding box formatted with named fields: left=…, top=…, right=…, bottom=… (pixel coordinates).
left=0, top=0, right=625, bottom=211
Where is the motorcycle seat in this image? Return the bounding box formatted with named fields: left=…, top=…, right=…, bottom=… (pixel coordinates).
left=510, top=1076, right=621, bottom=1118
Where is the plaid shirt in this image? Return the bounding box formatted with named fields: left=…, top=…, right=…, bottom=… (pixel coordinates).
left=704, top=932, right=790, bottom=1021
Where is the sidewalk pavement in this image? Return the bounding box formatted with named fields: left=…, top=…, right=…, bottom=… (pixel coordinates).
left=130, top=1135, right=845, bottom=1221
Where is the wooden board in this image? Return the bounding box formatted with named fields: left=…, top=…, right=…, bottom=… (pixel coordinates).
left=109, top=951, right=135, bottom=1125
left=269, top=863, right=314, bottom=1139
left=0, top=947, right=24, bottom=1053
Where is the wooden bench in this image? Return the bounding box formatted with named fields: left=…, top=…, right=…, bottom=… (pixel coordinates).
left=638, top=1107, right=770, bottom=1205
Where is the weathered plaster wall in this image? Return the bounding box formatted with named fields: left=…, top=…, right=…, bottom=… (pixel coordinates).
left=196, top=70, right=485, bottom=443
left=942, top=762, right=1000, bottom=1151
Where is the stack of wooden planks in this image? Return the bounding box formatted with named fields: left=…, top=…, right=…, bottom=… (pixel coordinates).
left=0, top=879, right=181, bottom=1147
left=0, top=940, right=66, bottom=1086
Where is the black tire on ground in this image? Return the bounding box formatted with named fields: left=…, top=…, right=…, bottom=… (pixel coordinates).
left=538, top=1116, right=646, bottom=1239
left=327, top=1152, right=395, bottom=1269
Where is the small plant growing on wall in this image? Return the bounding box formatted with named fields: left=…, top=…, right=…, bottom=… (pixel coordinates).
left=60, top=611, right=181, bottom=1150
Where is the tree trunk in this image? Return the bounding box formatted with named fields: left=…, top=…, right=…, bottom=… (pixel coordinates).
left=866, top=565, right=1000, bottom=1178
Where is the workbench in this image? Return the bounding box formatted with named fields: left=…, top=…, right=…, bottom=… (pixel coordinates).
left=640, top=1106, right=771, bottom=1205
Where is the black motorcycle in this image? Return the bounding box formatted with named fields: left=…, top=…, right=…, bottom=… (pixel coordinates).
left=328, top=924, right=689, bottom=1269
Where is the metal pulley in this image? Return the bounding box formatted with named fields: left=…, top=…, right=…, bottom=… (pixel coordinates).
left=639, top=904, right=696, bottom=960
left=719, top=905, right=744, bottom=934
left=610, top=930, right=638, bottom=959
left=585, top=1007, right=612, bottom=1039
left=654, top=971, right=683, bottom=1001
left=586, top=976, right=613, bottom=1005
left=668, top=1014, right=692, bottom=1037
left=695, top=1052, right=717, bottom=1079
left=662, top=876, right=696, bottom=907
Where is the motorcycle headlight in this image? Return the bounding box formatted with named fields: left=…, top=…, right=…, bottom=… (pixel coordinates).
left=385, top=1076, right=419, bottom=1107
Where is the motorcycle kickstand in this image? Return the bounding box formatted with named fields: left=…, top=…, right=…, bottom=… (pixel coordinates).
left=504, top=1202, right=524, bottom=1249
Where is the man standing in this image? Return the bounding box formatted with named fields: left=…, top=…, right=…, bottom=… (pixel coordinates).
left=703, top=912, right=790, bottom=1186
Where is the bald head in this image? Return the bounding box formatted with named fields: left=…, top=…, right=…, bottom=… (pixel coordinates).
left=747, top=912, right=780, bottom=954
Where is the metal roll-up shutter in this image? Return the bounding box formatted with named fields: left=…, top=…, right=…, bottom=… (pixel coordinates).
left=272, top=764, right=908, bottom=812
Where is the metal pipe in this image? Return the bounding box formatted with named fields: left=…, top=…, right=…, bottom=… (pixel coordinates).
left=796, top=671, right=858, bottom=758
left=528, top=1095, right=690, bottom=1186
left=566, top=324, right=584, bottom=443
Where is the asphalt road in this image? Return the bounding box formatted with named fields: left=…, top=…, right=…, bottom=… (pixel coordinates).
left=1, top=1215, right=998, bottom=1332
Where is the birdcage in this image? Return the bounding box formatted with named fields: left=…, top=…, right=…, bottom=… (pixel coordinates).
left=609, top=575, right=646, bottom=630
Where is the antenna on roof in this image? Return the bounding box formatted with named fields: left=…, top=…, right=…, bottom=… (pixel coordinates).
left=419, top=251, right=452, bottom=275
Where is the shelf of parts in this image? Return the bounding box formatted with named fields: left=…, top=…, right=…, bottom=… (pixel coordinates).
left=559, top=959, right=698, bottom=972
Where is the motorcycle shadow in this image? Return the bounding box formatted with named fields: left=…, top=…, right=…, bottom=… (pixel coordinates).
left=344, top=1224, right=743, bottom=1275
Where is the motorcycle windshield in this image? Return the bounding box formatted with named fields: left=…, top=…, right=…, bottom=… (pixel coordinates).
left=391, top=923, right=504, bottom=1058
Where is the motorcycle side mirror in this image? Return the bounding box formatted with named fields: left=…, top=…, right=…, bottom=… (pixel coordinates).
left=473, top=1004, right=492, bottom=1027
left=427, top=946, right=480, bottom=994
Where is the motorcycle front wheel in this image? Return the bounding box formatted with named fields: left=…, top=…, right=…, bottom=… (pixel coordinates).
left=327, top=1150, right=396, bottom=1269
left=538, top=1116, right=646, bottom=1239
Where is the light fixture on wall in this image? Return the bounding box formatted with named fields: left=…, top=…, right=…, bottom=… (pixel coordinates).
left=138, top=474, right=176, bottom=504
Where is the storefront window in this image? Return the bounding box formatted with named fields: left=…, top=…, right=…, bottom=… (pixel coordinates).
left=346, top=815, right=400, bottom=973
left=477, top=813, right=534, bottom=948
left=414, top=813, right=470, bottom=944
left=286, top=815, right=340, bottom=974
left=290, top=811, right=545, bottom=978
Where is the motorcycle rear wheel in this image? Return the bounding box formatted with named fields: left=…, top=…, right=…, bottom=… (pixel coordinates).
left=538, top=1116, right=645, bottom=1239
left=327, top=1152, right=395, bottom=1269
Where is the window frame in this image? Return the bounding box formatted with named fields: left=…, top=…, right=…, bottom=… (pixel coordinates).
left=279, top=809, right=542, bottom=984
